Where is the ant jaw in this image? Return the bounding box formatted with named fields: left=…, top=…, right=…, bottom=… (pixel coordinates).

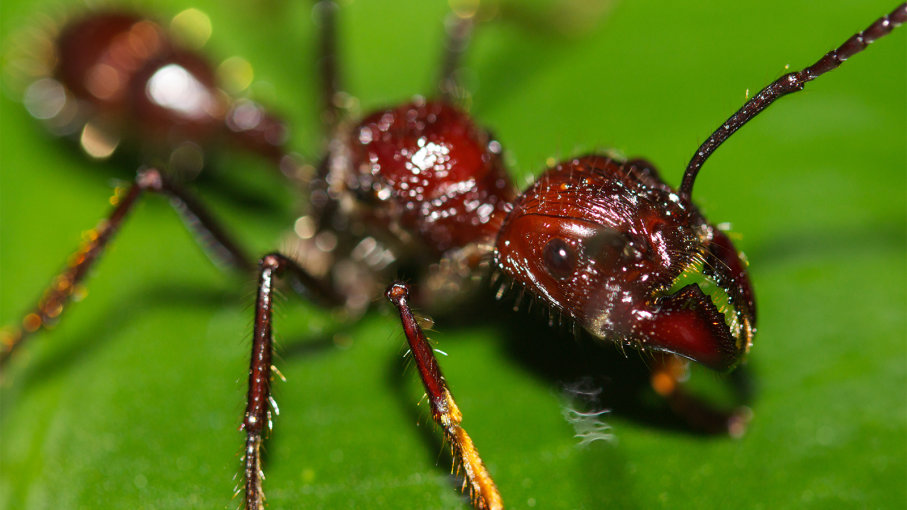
left=582, top=277, right=752, bottom=373
left=576, top=226, right=756, bottom=372
left=634, top=231, right=755, bottom=371
left=638, top=281, right=752, bottom=372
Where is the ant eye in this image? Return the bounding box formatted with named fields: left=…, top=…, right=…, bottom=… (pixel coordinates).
left=543, top=238, right=576, bottom=279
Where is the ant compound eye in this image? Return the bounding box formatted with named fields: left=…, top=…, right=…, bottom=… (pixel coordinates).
left=543, top=238, right=576, bottom=279
left=586, top=227, right=640, bottom=266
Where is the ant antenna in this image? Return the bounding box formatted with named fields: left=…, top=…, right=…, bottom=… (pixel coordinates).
left=679, top=3, right=906, bottom=199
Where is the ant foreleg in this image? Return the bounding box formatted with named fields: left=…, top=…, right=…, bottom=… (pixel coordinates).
left=0, top=168, right=253, bottom=367
left=650, top=354, right=751, bottom=438
left=386, top=282, right=503, bottom=510
left=241, top=252, right=342, bottom=510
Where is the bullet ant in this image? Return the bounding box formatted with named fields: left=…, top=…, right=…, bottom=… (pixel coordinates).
left=0, top=1, right=904, bottom=506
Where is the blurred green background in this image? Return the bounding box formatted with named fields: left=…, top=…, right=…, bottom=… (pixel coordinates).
left=1, top=1, right=904, bottom=508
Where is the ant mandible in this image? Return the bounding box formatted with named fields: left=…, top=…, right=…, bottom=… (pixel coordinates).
left=1, top=2, right=904, bottom=509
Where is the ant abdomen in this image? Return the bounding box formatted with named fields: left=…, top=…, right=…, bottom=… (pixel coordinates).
left=25, top=11, right=289, bottom=168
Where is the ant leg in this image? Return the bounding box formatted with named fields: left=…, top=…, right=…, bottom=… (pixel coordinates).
left=315, top=0, right=342, bottom=132
left=386, top=282, right=503, bottom=510
left=309, top=1, right=346, bottom=228
left=0, top=168, right=253, bottom=367
left=438, top=11, right=475, bottom=103
left=650, top=354, right=751, bottom=437
left=436, top=1, right=618, bottom=103
left=241, top=252, right=342, bottom=510
left=162, top=176, right=255, bottom=273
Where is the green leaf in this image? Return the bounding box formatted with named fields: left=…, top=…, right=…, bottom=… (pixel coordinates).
left=2, top=1, right=904, bottom=509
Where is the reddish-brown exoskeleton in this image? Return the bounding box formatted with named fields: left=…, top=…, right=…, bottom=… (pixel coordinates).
left=2, top=2, right=905, bottom=509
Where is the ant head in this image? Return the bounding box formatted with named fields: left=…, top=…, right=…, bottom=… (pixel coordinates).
left=493, top=155, right=755, bottom=371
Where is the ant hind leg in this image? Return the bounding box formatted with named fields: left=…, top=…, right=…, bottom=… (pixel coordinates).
left=1, top=168, right=254, bottom=367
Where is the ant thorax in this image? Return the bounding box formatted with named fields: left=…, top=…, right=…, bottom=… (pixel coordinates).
left=293, top=98, right=517, bottom=312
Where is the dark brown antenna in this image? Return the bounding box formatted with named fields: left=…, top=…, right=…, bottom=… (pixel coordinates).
left=679, top=3, right=907, bottom=199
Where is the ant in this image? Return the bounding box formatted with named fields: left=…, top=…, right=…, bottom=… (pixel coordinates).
left=1, top=0, right=907, bottom=510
